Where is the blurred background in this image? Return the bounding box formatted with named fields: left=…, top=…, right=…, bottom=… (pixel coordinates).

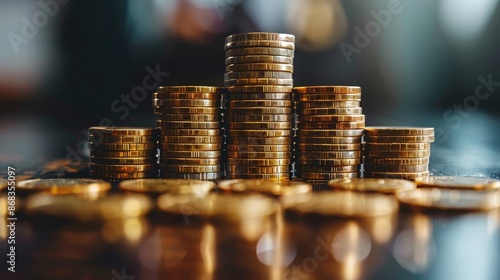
left=0, top=0, right=499, bottom=173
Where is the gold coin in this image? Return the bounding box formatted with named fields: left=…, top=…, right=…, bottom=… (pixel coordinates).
left=159, top=143, right=221, bottom=151
left=119, top=179, right=215, bottom=195
left=364, top=171, right=430, bottom=180
left=228, top=92, right=292, bottom=100
left=301, top=107, right=363, bottom=115
left=364, top=142, right=431, bottom=150
left=226, top=62, right=294, bottom=72
left=299, top=158, right=362, bottom=166
left=299, top=122, right=365, bottom=129
left=364, top=150, right=431, bottom=158
left=160, top=165, right=221, bottom=173
left=225, top=55, right=294, bottom=65
left=299, top=129, right=364, bottom=137
left=299, top=136, right=362, bottom=144
left=160, top=158, right=221, bottom=166
left=299, top=100, right=361, bottom=108
left=224, top=78, right=294, bottom=86
left=396, top=188, right=500, bottom=211
left=228, top=165, right=290, bottom=174
left=160, top=172, right=222, bottom=180
left=90, top=163, right=157, bottom=172
left=364, top=127, right=435, bottom=136
left=153, top=106, right=220, bottom=115
left=26, top=194, right=152, bottom=220
left=299, top=93, right=362, bottom=101
left=229, top=129, right=292, bottom=137
left=153, top=92, right=221, bottom=100
left=91, top=150, right=157, bottom=158
left=227, top=85, right=293, bottom=93
left=226, top=47, right=294, bottom=58
left=90, top=171, right=157, bottom=179
left=160, top=135, right=222, bottom=144
left=160, top=150, right=221, bottom=158
left=300, top=150, right=361, bottom=159
left=224, top=40, right=295, bottom=50
left=285, top=191, right=398, bottom=217
left=300, top=165, right=360, bottom=173
left=157, top=86, right=221, bottom=93
left=219, top=179, right=311, bottom=196
left=156, top=121, right=220, bottom=129
left=298, top=143, right=362, bottom=151
left=230, top=99, right=292, bottom=107
left=228, top=144, right=290, bottom=152
left=227, top=114, right=292, bottom=122
left=363, top=135, right=435, bottom=143
left=228, top=136, right=291, bottom=145
left=17, top=178, right=111, bottom=195
left=228, top=158, right=291, bottom=166
left=363, top=163, right=429, bottom=172
left=300, top=114, right=365, bottom=122
left=301, top=172, right=360, bottom=180
left=229, top=122, right=292, bottom=130
left=227, top=151, right=290, bottom=159
left=91, top=157, right=157, bottom=165
left=415, top=176, right=500, bottom=190
left=228, top=172, right=290, bottom=180
left=90, top=142, right=157, bottom=151
left=89, top=127, right=156, bottom=136
left=229, top=107, right=292, bottom=114
left=225, top=71, right=293, bottom=79
left=153, top=98, right=220, bottom=107
left=160, top=128, right=221, bottom=136
left=225, top=32, right=295, bottom=43
left=328, top=178, right=417, bottom=194
left=363, top=157, right=430, bottom=165
left=294, top=86, right=361, bottom=94
left=89, top=134, right=156, bottom=144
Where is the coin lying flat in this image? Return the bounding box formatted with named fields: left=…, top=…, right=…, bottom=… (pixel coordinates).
left=300, top=165, right=360, bottom=173
left=89, top=127, right=157, bottom=136
left=89, top=135, right=156, bottom=144
left=224, top=40, right=295, bottom=50
left=363, top=163, right=429, bottom=172
left=153, top=92, right=221, bottom=100
left=218, top=179, right=311, bottom=196
left=227, top=85, right=293, bottom=93
left=119, top=179, right=216, bottom=194
left=364, top=171, right=430, bottom=180
left=225, top=55, right=294, bottom=65
left=364, top=150, right=431, bottom=158
left=364, top=127, right=434, bottom=136
left=415, top=176, right=500, bottom=190
left=364, top=142, right=431, bottom=150
left=301, top=107, right=363, bottom=115
left=396, top=188, right=500, bottom=211
left=298, top=136, right=362, bottom=144
left=228, top=158, right=291, bottom=166
left=224, top=78, right=294, bottom=86
left=90, top=163, right=157, bottom=172
left=17, top=178, right=111, bottom=195
left=228, top=93, right=293, bottom=100
left=363, top=157, right=430, bottom=165
left=90, top=171, right=158, bottom=179
left=294, top=86, right=362, bottom=94
left=91, top=157, right=157, bottom=165
left=225, top=32, right=295, bottom=43
left=363, top=135, right=435, bottom=143
left=90, top=142, right=157, bottom=151
left=159, top=172, right=222, bottom=180
left=226, top=62, right=294, bottom=72
left=157, top=86, right=221, bottom=93
left=328, top=178, right=417, bottom=194
left=299, top=94, right=362, bottom=101
left=228, top=172, right=290, bottom=180
left=300, top=172, right=360, bottom=180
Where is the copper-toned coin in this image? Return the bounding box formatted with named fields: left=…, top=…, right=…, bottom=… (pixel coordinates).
left=364, top=142, right=431, bottom=150
left=225, top=55, right=294, bottom=65
left=299, top=136, right=362, bottom=144
left=364, top=127, right=434, bottom=136
left=228, top=129, right=292, bottom=137
left=156, top=114, right=220, bottom=122
left=90, top=163, right=157, bottom=172
left=160, top=135, right=222, bottom=144
left=364, top=150, right=431, bottom=158
left=225, top=32, right=295, bottom=43
left=91, top=157, right=157, bottom=165
left=228, top=144, right=291, bottom=152
left=228, top=93, right=292, bottom=100
left=396, top=188, right=500, bottom=211
left=301, top=172, right=360, bottom=180
left=229, top=107, right=292, bottom=115
left=159, top=143, right=221, bottom=151
left=300, top=114, right=365, bottom=122
left=299, top=122, right=365, bottom=129
left=415, top=176, right=500, bottom=190
left=17, top=178, right=111, bottom=195
left=294, top=86, right=361, bottom=94
left=225, top=71, right=292, bottom=80
left=298, top=129, right=364, bottom=137
left=227, top=85, right=293, bottom=93
left=300, top=165, right=360, bottom=173
left=160, top=150, right=221, bottom=158
left=89, top=127, right=156, bottom=136
left=119, top=179, right=216, bottom=194
left=364, top=135, right=435, bottom=143
left=230, top=99, right=292, bottom=107
left=89, top=134, right=156, bottom=144
left=301, top=107, right=363, bottom=115
left=228, top=172, right=290, bottom=180
left=157, top=86, right=221, bottom=93
left=160, top=164, right=221, bottom=173
left=298, top=93, right=362, bottom=101
left=91, top=150, right=157, bottom=158
left=298, top=158, right=362, bottom=166
left=160, top=172, right=222, bottom=180
left=218, top=179, right=311, bottom=196
left=90, top=171, right=157, bottom=179
left=228, top=165, right=290, bottom=174
left=226, top=62, right=294, bottom=72
left=299, top=100, right=361, bottom=108
left=224, top=40, right=295, bottom=50
left=363, top=157, right=430, bottom=165
left=227, top=114, right=292, bottom=122
left=160, top=128, right=221, bottom=136
left=364, top=171, right=430, bottom=180
left=298, top=143, right=362, bottom=151
left=156, top=121, right=221, bottom=129
left=227, top=151, right=291, bottom=159
left=228, top=158, right=291, bottom=166
left=363, top=163, right=429, bottom=172
left=228, top=136, right=291, bottom=145
left=153, top=92, right=221, bottom=100
left=224, top=78, right=294, bottom=86
left=153, top=98, right=220, bottom=107
left=160, top=158, right=221, bottom=166
left=90, top=142, right=157, bottom=151
left=153, top=106, right=220, bottom=115
left=229, top=122, right=292, bottom=130
left=328, top=178, right=417, bottom=194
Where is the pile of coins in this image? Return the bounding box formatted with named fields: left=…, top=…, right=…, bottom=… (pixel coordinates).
left=224, top=32, right=295, bottom=180
left=153, top=86, right=223, bottom=180
left=89, top=127, right=158, bottom=179
left=295, top=86, right=364, bottom=188
left=363, top=127, right=434, bottom=179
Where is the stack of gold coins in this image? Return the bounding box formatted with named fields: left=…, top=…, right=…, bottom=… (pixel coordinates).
left=295, top=86, right=364, bottom=189
left=224, top=32, right=295, bottom=180
left=89, top=127, right=158, bottom=180
left=363, top=127, right=435, bottom=180
left=153, top=86, right=223, bottom=180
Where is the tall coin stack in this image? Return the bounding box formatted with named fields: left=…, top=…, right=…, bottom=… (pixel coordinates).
left=363, top=127, right=434, bottom=180
left=153, top=86, right=223, bottom=180
left=89, top=127, right=158, bottom=180
left=295, top=86, right=364, bottom=189
left=224, top=32, right=295, bottom=180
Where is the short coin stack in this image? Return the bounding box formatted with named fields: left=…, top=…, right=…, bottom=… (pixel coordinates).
left=296, top=86, right=364, bottom=188
left=89, top=127, right=158, bottom=180
left=224, top=32, right=295, bottom=180
left=363, top=127, right=434, bottom=180
left=153, top=86, right=223, bottom=180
